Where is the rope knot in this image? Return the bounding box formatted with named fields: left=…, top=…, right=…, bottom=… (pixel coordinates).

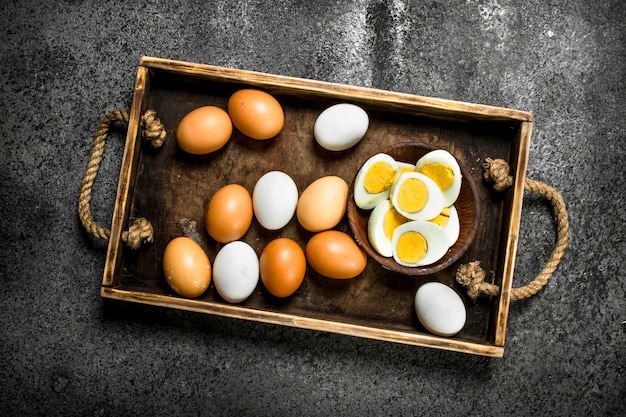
left=483, top=157, right=513, bottom=192
left=141, top=110, right=166, bottom=148
left=456, top=261, right=500, bottom=300
left=121, top=218, right=154, bottom=250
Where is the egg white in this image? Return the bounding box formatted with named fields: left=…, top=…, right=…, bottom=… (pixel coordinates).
left=390, top=172, right=444, bottom=221
left=442, top=205, right=460, bottom=247
left=391, top=221, right=449, bottom=267
left=415, top=150, right=462, bottom=207
left=353, top=153, right=399, bottom=210
left=429, top=205, right=460, bottom=248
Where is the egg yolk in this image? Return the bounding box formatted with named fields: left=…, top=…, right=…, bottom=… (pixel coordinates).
left=397, top=178, right=428, bottom=213
left=429, top=207, right=450, bottom=227
left=364, top=162, right=396, bottom=194
left=419, top=163, right=454, bottom=191
left=400, top=165, right=416, bottom=174
left=396, top=231, right=428, bottom=263
left=384, top=208, right=408, bottom=240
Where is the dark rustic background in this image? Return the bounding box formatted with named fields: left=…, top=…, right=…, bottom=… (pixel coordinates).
left=1, top=1, right=624, bottom=416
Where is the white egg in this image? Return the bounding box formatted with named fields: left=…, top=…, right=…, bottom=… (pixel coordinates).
left=354, top=153, right=399, bottom=210
left=212, top=241, right=259, bottom=303
left=429, top=205, right=460, bottom=248
left=415, top=149, right=462, bottom=207
left=253, top=171, right=298, bottom=230
left=391, top=220, right=449, bottom=267
left=367, top=199, right=409, bottom=257
left=314, top=103, right=369, bottom=151
left=414, top=282, right=466, bottom=337
left=390, top=172, right=444, bottom=221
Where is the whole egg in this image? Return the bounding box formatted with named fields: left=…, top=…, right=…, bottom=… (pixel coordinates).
left=162, top=237, right=211, bottom=298
left=205, top=184, right=253, bottom=243
left=212, top=241, right=259, bottom=303
left=305, top=230, right=367, bottom=279
left=253, top=171, right=298, bottom=230
left=176, top=106, right=232, bottom=154
left=296, top=176, right=348, bottom=232
left=228, top=89, right=284, bottom=140
left=259, top=238, right=306, bottom=298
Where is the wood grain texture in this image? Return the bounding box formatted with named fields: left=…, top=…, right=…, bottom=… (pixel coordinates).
left=102, top=57, right=532, bottom=357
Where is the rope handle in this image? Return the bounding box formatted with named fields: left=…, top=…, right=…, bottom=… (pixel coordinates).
left=456, top=157, right=569, bottom=301
left=78, top=109, right=166, bottom=249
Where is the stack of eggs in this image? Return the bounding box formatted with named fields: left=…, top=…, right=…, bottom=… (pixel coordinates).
left=353, top=149, right=463, bottom=268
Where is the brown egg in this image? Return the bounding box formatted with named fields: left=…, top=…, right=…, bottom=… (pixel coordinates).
left=227, top=89, right=284, bottom=140
left=176, top=106, right=233, bottom=154
left=162, top=237, right=212, bottom=298
left=260, top=238, right=306, bottom=298
left=205, top=184, right=253, bottom=243
left=305, top=230, right=367, bottom=279
left=296, top=176, right=349, bottom=232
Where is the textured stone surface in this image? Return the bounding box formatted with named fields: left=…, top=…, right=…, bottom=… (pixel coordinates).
left=1, top=1, right=624, bottom=416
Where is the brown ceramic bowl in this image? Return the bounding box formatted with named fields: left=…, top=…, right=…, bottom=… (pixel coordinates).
left=347, top=142, right=478, bottom=276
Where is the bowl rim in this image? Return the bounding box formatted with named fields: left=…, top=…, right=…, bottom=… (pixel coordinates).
left=347, top=142, right=479, bottom=276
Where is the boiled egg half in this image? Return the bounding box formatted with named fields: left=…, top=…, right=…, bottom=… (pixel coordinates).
left=391, top=221, right=449, bottom=267
left=390, top=171, right=444, bottom=221
left=367, top=199, right=409, bottom=258
left=429, top=205, right=460, bottom=248
left=353, top=153, right=399, bottom=210
left=415, top=150, right=462, bottom=207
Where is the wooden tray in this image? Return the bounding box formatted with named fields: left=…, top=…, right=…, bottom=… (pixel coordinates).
left=101, top=56, right=532, bottom=357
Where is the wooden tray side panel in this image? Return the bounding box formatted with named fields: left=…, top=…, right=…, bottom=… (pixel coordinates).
left=493, top=120, right=533, bottom=346
left=103, top=66, right=149, bottom=287
left=140, top=56, right=533, bottom=123
left=101, top=287, right=504, bottom=357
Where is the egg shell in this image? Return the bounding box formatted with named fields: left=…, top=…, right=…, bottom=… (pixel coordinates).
left=205, top=184, right=253, bottom=243
left=414, top=282, right=466, bottom=337
left=253, top=171, right=299, bottom=230
left=260, top=238, right=306, bottom=298
left=353, top=153, right=399, bottom=210
left=228, top=89, right=284, bottom=140
left=313, top=103, right=369, bottom=151
left=212, top=241, right=259, bottom=303
left=305, top=230, right=367, bottom=279
left=176, top=106, right=232, bottom=154
left=162, top=237, right=212, bottom=298
left=296, top=176, right=348, bottom=232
